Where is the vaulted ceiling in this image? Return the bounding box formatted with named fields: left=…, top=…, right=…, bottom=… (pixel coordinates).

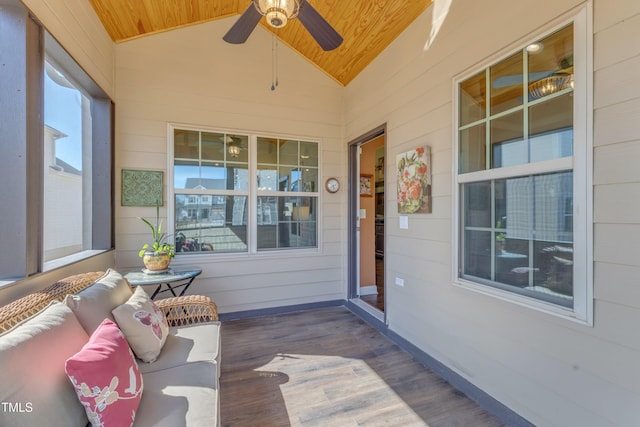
left=87, top=0, right=433, bottom=86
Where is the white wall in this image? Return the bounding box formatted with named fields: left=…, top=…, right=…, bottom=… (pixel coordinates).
left=345, top=0, right=639, bottom=425
left=22, top=0, right=115, bottom=97
left=114, top=19, right=346, bottom=313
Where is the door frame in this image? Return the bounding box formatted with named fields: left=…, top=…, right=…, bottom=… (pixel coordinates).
left=347, top=124, right=387, bottom=323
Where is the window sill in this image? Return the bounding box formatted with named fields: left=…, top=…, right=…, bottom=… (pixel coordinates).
left=0, top=249, right=111, bottom=290
left=453, top=278, right=591, bottom=326
left=43, top=250, right=108, bottom=272
left=174, top=247, right=321, bottom=262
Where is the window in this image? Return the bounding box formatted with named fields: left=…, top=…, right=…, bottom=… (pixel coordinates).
left=454, top=9, right=592, bottom=322
left=171, top=127, right=319, bottom=254
left=174, top=130, right=249, bottom=253
left=43, top=60, right=90, bottom=262
left=42, top=35, right=113, bottom=269
left=0, top=1, right=113, bottom=282
left=256, top=137, right=318, bottom=250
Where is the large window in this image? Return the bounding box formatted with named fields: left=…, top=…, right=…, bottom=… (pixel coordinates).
left=257, top=137, right=318, bottom=250
left=454, top=10, right=592, bottom=322
left=171, top=127, right=319, bottom=254
left=174, top=130, right=249, bottom=253
left=0, top=2, right=113, bottom=282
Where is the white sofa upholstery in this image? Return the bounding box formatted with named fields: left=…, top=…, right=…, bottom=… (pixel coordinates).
left=0, top=270, right=220, bottom=427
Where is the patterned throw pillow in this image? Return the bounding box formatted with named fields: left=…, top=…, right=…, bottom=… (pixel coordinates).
left=112, top=286, right=169, bottom=363
left=65, top=319, right=143, bottom=427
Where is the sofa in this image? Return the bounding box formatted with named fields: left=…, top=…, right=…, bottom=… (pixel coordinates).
left=0, top=269, right=221, bottom=427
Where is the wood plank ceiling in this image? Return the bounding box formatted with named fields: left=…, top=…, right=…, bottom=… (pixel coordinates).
left=87, top=0, right=433, bottom=86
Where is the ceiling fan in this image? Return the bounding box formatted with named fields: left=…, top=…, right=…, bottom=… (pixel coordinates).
left=220, top=135, right=247, bottom=158
left=223, top=0, right=343, bottom=51
left=492, top=54, right=574, bottom=99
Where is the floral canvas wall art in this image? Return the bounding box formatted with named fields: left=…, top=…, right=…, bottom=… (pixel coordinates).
left=397, top=146, right=431, bottom=214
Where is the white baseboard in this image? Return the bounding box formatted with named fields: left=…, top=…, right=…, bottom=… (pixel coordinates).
left=359, top=285, right=378, bottom=296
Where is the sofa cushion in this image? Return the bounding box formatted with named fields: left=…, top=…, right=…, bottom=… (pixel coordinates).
left=64, top=268, right=133, bottom=335
left=112, top=286, right=169, bottom=363
left=0, top=301, right=89, bottom=427
left=65, top=319, right=144, bottom=427
left=137, top=321, right=221, bottom=377
left=136, top=361, right=219, bottom=427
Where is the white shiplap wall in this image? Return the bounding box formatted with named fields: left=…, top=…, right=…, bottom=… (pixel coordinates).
left=114, top=19, right=346, bottom=313
left=345, top=0, right=640, bottom=426
left=22, top=0, right=115, bottom=97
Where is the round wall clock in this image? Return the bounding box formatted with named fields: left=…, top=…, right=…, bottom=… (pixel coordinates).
left=325, top=178, right=340, bottom=193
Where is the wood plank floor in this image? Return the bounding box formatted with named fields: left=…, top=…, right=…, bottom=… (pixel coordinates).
left=220, top=307, right=504, bottom=427
left=361, top=257, right=385, bottom=312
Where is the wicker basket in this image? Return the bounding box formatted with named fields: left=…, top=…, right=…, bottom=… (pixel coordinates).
left=0, top=271, right=218, bottom=333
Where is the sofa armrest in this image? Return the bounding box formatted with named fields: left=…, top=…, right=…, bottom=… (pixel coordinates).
left=155, top=295, right=219, bottom=326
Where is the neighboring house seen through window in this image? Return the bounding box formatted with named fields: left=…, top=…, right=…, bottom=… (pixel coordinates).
left=171, top=127, right=319, bottom=254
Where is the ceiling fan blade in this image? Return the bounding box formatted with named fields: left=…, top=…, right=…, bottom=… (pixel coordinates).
left=223, top=3, right=262, bottom=44
left=297, top=0, right=343, bottom=51
left=492, top=71, right=555, bottom=88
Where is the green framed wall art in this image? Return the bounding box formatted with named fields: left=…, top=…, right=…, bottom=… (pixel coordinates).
left=121, top=169, right=164, bottom=206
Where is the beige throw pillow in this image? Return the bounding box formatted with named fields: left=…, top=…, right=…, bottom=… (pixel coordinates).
left=112, top=286, right=169, bottom=363
left=0, top=301, right=89, bottom=427
left=64, top=269, right=133, bottom=335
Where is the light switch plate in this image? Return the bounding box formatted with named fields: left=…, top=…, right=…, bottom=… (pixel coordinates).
left=399, top=215, right=408, bottom=229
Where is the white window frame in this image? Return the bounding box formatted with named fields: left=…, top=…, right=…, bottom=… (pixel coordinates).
left=452, top=4, right=593, bottom=325
left=167, top=123, right=321, bottom=257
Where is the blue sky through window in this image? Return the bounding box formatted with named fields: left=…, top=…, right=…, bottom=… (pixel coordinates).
left=44, top=66, right=83, bottom=171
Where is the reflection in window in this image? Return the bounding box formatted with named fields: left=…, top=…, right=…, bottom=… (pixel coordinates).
left=174, top=131, right=249, bottom=190
left=462, top=172, right=573, bottom=307
left=491, top=111, right=524, bottom=168
left=43, top=60, right=89, bottom=262
left=172, top=129, right=319, bottom=254
left=174, top=129, right=250, bottom=254
left=458, top=23, right=577, bottom=309
left=257, top=137, right=319, bottom=193
left=257, top=197, right=317, bottom=250
left=175, top=194, right=247, bottom=253
left=490, top=52, right=523, bottom=115
left=455, top=5, right=595, bottom=324
left=257, top=137, right=319, bottom=251
left=460, top=24, right=574, bottom=174
left=459, top=124, right=486, bottom=174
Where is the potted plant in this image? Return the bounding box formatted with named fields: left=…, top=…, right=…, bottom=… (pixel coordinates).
left=495, top=232, right=506, bottom=253
left=138, top=202, right=175, bottom=271
left=495, top=219, right=506, bottom=253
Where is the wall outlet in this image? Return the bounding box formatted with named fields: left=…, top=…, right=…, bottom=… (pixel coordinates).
left=395, top=277, right=404, bottom=287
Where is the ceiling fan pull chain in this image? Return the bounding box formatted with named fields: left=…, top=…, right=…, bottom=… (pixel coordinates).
left=271, top=34, right=275, bottom=90
left=271, top=34, right=279, bottom=91
left=275, top=36, right=279, bottom=88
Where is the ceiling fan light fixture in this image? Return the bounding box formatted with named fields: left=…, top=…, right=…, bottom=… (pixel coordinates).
left=265, top=8, right=287, bottom=28
left=528, top=73, right=573, bottom=100
left=255, top=0, right=300, bottom=29
left=224, top=0, right=342, bottom=51
left=228, top=144, right=241, bottom=158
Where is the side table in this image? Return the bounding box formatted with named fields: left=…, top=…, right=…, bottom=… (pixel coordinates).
left=124, top=266, right=202, bottom=299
